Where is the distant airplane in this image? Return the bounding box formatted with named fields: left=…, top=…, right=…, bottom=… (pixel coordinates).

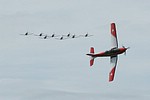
left=34, top=33, right=44, bottom=36
left=80, top=33, right=93, bottom=37
left=55, top=36, right=63, bottom=40
left=20, top=32, right=33, bottom=36
left=62, top=32, right=71, bottom=37
left=49, top=33, right=59, bottom=38
left=86, top=23, right=129, bottom=82
left=66, top=33, right=71, bottom=37
left=72, top=34, right=76, bottom=38
left=51, top=34, right=55, bottom=37
left=55, top=36, right=68, bottom=40
left=71, top=34, right=80, bottom=38
left=43, top=35, right=49, bottom=39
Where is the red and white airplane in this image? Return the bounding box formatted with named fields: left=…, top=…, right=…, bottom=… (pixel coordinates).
left=86, top=23, right=129, bottom=82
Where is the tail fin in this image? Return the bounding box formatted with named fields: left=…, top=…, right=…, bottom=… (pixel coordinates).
left=90, top=47, right=94, bottom=54
left=90, top=47, right=95, bottom=66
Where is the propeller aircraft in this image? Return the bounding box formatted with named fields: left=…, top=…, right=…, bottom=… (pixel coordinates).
left=86, top=23, right=129, bottom=82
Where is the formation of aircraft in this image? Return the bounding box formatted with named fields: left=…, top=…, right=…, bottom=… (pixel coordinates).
left=20, top=23, right=128, bottom=82
left=20, top=32, right=93, bottom=40
left=86, top=23, right=129, bottom=82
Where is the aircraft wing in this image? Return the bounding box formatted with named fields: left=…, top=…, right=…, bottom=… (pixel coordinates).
left=111, top=23, right=118, bottom=49
left=109, top=56, right=118, bottom=82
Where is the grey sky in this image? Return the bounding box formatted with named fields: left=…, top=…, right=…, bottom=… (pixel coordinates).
left=0, top=0, right=150, bottom=100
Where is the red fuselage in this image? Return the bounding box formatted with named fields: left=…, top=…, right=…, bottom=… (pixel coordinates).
left=87, top=47, right=127, bottom=57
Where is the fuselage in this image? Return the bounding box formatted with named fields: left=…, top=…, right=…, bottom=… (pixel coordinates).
left=87, top=47, right=127, bottom=57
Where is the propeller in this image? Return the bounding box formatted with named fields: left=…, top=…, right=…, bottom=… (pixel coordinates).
left=124, top=50, right=126, bottom=55
left=122, top=46, right=130, bottom=55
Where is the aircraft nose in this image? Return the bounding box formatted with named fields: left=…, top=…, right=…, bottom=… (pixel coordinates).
left=124, top=48, right=127, bottom=51
left=122, top=46, right=130, bottom=51
left=121, top=48, right=126, bottom=51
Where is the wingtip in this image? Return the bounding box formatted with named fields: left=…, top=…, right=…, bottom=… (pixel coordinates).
left=109, top=67, right=116, bottom=82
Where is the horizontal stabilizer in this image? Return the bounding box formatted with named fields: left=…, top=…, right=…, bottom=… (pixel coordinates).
left=90, top=59, right=94, bottom=66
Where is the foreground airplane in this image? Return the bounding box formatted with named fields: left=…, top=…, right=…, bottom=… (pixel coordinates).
left=86, top=23, right=129, bottom=82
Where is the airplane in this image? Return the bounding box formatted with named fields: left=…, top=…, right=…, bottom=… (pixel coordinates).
left=51, top=34, right=55, bottom=37
left=62, top=32, right=71, bottom=37
left=55, top=36, right=64, bottom=40
left=20, top=32, right=33, bottom=36
left=43, top=35, right=49, bottom=39
left=72, top=34, right=76, bottom=38
left=71, top=34, right=81, bottom=39
left=66, top=33, right=71, bottom=37
left=49, top=33, right=60, bottom=38
left=80, top=33, right=93, bottom=37
left=34, top=33, right=44, bottom=36
left=86, top=23, right=129, bottom=82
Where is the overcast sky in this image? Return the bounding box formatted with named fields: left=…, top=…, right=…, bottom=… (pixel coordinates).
left=0, top=0, right=150, bottom=100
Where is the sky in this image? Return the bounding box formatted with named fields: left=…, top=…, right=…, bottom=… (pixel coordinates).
left=0, top=0, right=150, bottom=100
